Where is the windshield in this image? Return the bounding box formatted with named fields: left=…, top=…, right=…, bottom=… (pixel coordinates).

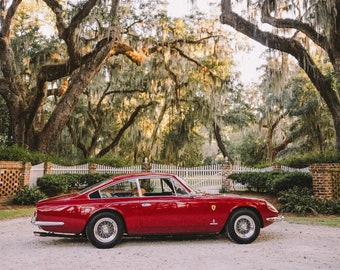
left=176, top=176, right=201, bottom=195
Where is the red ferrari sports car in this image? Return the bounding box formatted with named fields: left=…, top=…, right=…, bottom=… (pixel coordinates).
left=32, top=173, right=283, bottom=248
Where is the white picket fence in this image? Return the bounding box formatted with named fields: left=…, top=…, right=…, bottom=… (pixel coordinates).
left=50, top=163, right=142, bottom=174
left=29, top=162, right=309, bottom=194
left=232, top=165, right=310, bottom=173
left=51, top=163, right=89, bottom=174
left=151, top=163, right=222, bottom=193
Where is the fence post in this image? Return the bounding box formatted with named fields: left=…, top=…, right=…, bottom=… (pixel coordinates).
left=44, top=162, right=52, bottom=175
left=22, top=162, right=31, bottom=186
left=222, top=157, right=233, bottom=192
left=88, top=163, right=97, bottom=174
left=272, top=164, right=281, bottom=171
left=142, top=157, right=151, bottom=172
left=310, top=163, right=340, bottom=200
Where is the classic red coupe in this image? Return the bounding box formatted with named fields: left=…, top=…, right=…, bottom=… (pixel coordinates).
left=32, top=173, right=282, bottom=248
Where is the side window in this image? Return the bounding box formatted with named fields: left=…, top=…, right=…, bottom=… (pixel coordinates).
left=140, top=177, right=188, bottom=196
left=99, top=179, right=137, bottom=198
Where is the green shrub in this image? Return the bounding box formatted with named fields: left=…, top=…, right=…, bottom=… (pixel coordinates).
left=12, top=186, right=47, bottom=205
left=0, top=144, right=73, bottom=165
left=278, top=187, right=317, bottom=215
left=37, top=174, right=79, bottom=196
left=0, top=144, right=33, bottom=163
left=278, top=187, right=340, bottom=215
left=228, top=172, right=271, bottom=192
left=87, top=156, right=131, bottom=167
left=317, top=198, right=340, bottom=215
left=267, top=172, right=312, bottom=195
left=282, top=151, right=340, bottom=168
left=229, top=171, right=312, bottom=195
left=37, top=173, right=113, bottom=197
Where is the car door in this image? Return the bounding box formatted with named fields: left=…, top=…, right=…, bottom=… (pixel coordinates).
left=137, top=176, right=205, bottom=234
left=94, top=178, right=142, bottom=233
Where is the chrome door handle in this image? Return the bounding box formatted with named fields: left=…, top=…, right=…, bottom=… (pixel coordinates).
left=141, top=203, right=151, bottom=207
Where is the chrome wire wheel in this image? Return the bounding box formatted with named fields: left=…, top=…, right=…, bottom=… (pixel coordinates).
left=86, top=212, right=124, bottom=248
left=93, top=217, right=118, bottom=243
left=234, top=215, right=256, bottom=239
left=226, top=209, right=260, bottom=244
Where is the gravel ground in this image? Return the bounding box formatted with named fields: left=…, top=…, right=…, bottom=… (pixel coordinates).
left=0, top=217, right=339, bottom=270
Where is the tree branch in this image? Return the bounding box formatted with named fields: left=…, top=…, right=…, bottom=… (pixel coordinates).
left=260, top=0, right=332, bottom=62
left=97, top=101, right=155, bottom=157
left=109, top=42, right=143, bottom=65
left=43, top=0, right=98, bottom=64
left=271, top=137, right=292, bottom=161
left=0, top=78, right=9, bottom=98
left=173, top=46, right=220, bottom=81
left=0, top=0, right=22, bottom=38
left=32, top=40, right=142, bottom=136
left=66, top=121, right=88, bottom=157
left=220, top=1, right=335, bottom=113
left=146, top=35, right=222, bottom=55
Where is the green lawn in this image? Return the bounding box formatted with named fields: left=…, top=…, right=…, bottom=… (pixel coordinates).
left=284, top=215, right=340, bottom=227
left=0, top=206, right=35, bottom=220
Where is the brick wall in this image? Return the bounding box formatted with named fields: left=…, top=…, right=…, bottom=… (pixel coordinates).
left=310, top=163, right=340, bottom=200
left=221, top=160, right=233, bottom=191
left=0, top=161, right=31, bottom=203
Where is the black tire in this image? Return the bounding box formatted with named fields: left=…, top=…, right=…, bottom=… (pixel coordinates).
left=226, top=209, right=260, bottom=244
left=86, top=212, right=124, bottom=249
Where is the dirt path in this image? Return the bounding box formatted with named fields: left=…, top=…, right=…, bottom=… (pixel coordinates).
left=0, top=217, right=339, bottom=270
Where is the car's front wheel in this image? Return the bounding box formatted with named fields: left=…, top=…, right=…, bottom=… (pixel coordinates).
left=226, top=209, right=260, bottom=244
left=86, top=212, right=124, bottom=248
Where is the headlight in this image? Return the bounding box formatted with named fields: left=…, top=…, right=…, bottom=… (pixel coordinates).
left=266, top=201, right=279, bottom=213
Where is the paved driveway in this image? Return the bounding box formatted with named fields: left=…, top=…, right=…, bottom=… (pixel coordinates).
left=0, top=217, right=339, bottom=270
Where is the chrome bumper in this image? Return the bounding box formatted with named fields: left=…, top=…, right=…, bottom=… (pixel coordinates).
left=31, top=215, right=64, bottom=227
left=266, top=215, right=284, bottom=222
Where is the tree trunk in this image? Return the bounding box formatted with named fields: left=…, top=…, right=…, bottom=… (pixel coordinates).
left=96, top=101, right=154, bottom=157
left=145, top=100, right=168, bottom=160
left=264, top=125, right=273, bottom=162
left=212, top=121, right=233, bottom=163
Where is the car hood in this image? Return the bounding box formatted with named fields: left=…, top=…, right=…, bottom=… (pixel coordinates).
left=197, top=193, right=267, bottom=203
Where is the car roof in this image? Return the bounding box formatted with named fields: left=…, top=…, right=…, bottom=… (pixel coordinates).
left=83, top=172, right=180, bottom=193
left=113, top=172, right=177, bottom=180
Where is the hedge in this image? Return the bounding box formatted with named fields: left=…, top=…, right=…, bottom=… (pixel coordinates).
left=37, top=173, right=114, bottom=197
left=228, top=171, right=312, bottom=195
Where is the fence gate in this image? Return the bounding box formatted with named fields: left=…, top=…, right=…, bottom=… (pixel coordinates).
left=151, top=163, right=222, bottom=194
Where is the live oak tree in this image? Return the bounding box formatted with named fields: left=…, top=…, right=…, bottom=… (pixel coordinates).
left=1, top=0, right=241, bottom=164
left=0, top=0, right=143, bottom=153
left=62, top=13, right=240, bottom=163
left=220, top=0, right=340, bottom=152
left=242, top=50, right=334, bottom=163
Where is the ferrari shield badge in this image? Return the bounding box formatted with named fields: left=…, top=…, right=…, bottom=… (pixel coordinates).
left=211, top=204, right=216, bottom=211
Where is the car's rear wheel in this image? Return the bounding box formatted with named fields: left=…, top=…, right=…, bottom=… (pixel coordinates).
left=226, top=209, right=260, bottom=244
left=86, top=212, right=124, bottom=249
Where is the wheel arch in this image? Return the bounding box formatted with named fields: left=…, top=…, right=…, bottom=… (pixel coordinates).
left=85, top=209, right=127, bottom=233
left=225, top=206, right=263, bottom=231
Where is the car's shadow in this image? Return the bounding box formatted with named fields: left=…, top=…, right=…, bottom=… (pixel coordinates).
left=39, top=230, right=278, bottom=248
